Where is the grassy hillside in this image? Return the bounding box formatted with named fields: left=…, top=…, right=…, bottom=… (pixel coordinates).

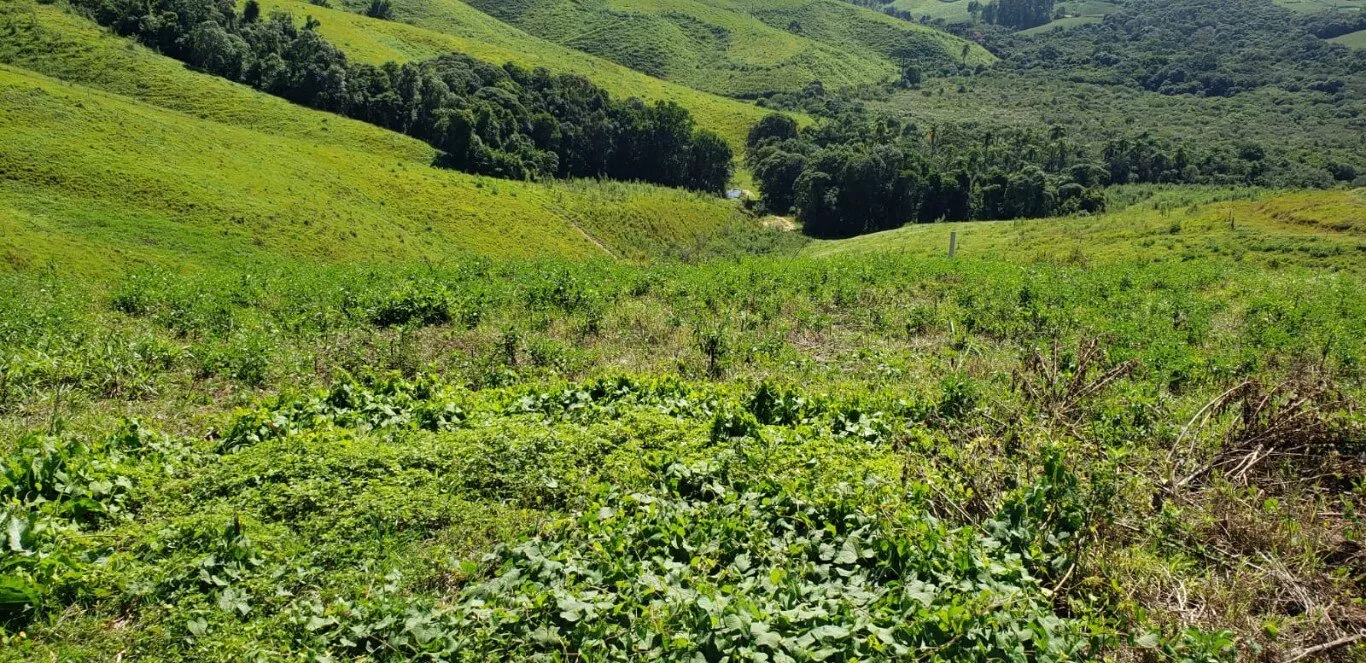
left=1331, top=28, right=1366, bottom=47
left=1015, top=0, right=1123, bottom=35
left=806, top=187, right=1366, bottom=272
left=0, top=2, right=757, bottom=274
left=889, top=0, right=1118, bottom=24
left=1273, top=0, right=1365, bottom=11
left=456, top=0, right=992, bottom=98
left=2, top=224, right=1362, bottom=660
left=1, top=2, right=1363, bottom=660
left=0, top=1, right=432, bottom=164
left=247, top=0, right=780, bottom=154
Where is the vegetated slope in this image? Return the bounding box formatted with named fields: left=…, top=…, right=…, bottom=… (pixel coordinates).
left=1273, top=0, right=1365, bottom=11
left=2, top=242, right=1363, bottom=660
left=992, top=0, right=1364, bottom=98
left=0, top=1, right=432, bottom=164
left=251, top=0, right=778, bottom=154
left=0, top=5, right=752, bottom=273
left=1332, top=28, right=1366, bottom=47
left=458, top=0, right=991, bottom=97
left=885, top=0, right=1119, bottom=26
left=885, top=0, right=980, bottom=22
left=875, top=75, right=1366, bottom=186
left=805, top=187, right=1366, bottom=271
left=745, top=0, right=1366, bottom=239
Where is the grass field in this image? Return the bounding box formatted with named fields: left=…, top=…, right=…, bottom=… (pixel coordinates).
left=1273, top=0, right=1365, bottom=12
left=1, top=192, right=1363, bottom=658
left=1331, top=28, right=1366, bottom=47
left=887, top=0, right=978, bottom=22
left=457, top=0, right=992, bottom=98
left=1, top=1, right=1365, bottom=660
left=891, top=0, right=1119, bottom=27
left=0, top=2, right=763, bottom=274
left=806, top=187, right=1366, bottom=273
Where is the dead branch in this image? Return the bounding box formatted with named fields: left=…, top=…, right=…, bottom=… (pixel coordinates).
left=1284, top=632, right=1366, bottom=663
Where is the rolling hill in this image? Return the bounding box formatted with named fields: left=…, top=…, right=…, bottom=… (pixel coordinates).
left=806, top=187, right=1366, bottom=273
left=2, top=0, right=1365, bottom=660
left=249, top=0, right=784, bottom=154
left=0, top=1, right=754, bottom=274
left=453, top=0, right=993, bottom=97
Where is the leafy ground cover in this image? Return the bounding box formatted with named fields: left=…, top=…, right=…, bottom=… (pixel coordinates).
left=0, top=227, right=1363, bottom=659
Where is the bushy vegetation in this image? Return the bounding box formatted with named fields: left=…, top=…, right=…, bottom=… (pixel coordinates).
left=745, top=107, right=1324, bottom=237
left=70, top=0, right=733, bottom=190
left=245, top=0, right=781, bottom=154
left=989, top=0, right=1366, bottom=98
left=1, top=220, right=1363, bottom=658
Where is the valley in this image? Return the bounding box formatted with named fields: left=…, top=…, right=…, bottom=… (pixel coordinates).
left=0, top=0, right=1363, bottom=660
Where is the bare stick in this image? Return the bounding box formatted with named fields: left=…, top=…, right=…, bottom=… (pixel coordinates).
left=1285, top=632, right=1366, bottom=663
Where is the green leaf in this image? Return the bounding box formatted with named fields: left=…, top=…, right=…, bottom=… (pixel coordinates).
left=834, top=539, right=858, bottom=565
left=810, top=625, right=849, bottom=641
left=5, top=516, right=26, bottom=552
left=0, top=575, right=40, bottom=613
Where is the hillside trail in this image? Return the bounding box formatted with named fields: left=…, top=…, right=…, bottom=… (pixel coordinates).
left=762, top=215, right=797, bottom=231
left=547, top=203, right=618, bottom=259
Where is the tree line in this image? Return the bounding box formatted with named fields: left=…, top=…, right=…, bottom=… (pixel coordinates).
left=73, top=0, right=734, bottom=192
left=978, top=0, right=1055, bottom=30
left=744, top=108, right=1332, bottom=238
left=746, top=113, right=1101, bottom=238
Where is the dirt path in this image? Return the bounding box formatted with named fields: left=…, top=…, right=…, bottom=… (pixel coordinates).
left=762, top=215, right=797, bottom=232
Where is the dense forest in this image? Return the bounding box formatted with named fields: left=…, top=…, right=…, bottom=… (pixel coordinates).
left=992, top=0, right=1366, bottom=97
left=746, top=92, right=1354, bottom=237
left=755, top=0, right=1366, bottom=237
left=979, top=0, right=1056, bottom=30
left=70, top=0, right=734, bottom=192
left=746, top=112, right=1191, bottom=237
